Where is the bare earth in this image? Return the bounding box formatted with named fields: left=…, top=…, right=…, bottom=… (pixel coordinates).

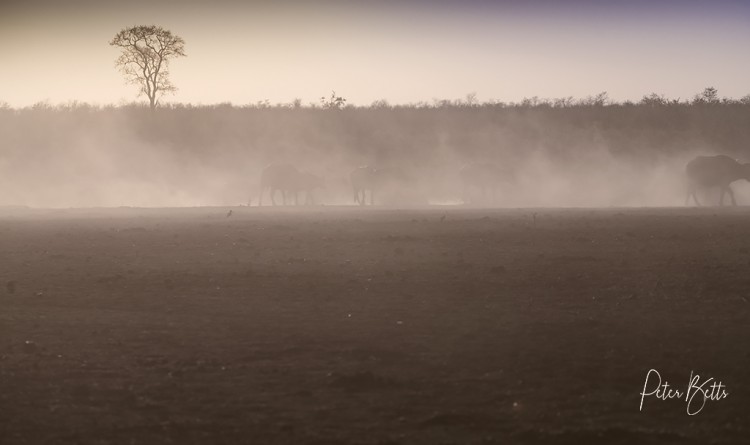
left=1, top=206, right=748, bottom=444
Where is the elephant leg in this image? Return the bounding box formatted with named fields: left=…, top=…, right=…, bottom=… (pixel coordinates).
left=727, top=186, right=737, bottom=206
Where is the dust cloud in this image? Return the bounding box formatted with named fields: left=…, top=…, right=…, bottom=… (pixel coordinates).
left=1, top=100, right=748, bottom=208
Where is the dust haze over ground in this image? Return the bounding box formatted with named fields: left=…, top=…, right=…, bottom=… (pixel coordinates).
left=4, top=95, right=750, bottom=444
left=2, top=97, right=749, bottom=209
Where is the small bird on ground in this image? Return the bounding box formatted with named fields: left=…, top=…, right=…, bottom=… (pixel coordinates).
left=226, top=210, right=233, bottom=218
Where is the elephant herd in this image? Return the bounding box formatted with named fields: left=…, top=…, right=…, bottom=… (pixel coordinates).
left=254, top=155, right=750, bottom=207
left=254, top=162, right=510, bottom=206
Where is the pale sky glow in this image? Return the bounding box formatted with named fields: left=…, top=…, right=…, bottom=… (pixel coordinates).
left=1, top=0, right=749, bottom=107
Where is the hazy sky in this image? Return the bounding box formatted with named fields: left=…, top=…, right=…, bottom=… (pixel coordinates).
left=1, top=0, right=748, bottom=107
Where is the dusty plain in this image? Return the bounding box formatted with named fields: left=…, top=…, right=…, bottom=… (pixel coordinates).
left=1, top=206, right=749, bottom=444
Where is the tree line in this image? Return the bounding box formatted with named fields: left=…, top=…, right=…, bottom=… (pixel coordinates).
left=3, top=87, right=749, bottom=112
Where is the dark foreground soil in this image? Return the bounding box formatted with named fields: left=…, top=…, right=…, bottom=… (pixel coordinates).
left=1, top=206, right=749, bottom=444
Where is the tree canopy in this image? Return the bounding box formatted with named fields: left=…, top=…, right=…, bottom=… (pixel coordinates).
left=110, top=25, right=186, bottom=109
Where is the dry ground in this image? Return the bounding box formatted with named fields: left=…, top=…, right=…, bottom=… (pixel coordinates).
left=1, top=206, right=748, bottom=444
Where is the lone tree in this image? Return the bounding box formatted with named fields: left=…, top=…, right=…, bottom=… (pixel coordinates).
left=110, top=25, right=186, bottom=109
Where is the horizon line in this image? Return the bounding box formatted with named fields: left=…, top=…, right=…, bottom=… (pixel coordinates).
left=3, top=89, right=749, bottom=110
